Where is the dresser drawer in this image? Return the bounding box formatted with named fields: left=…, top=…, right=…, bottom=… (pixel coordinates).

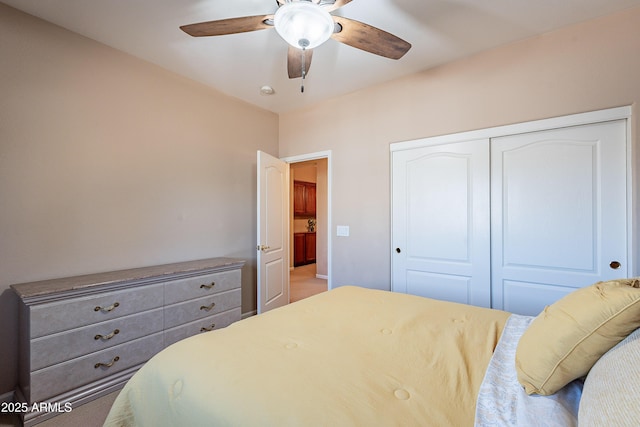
left=164, top=270, right=241, bottom=305
left=29, top=332, right=163, bottom=402
left=30, top=308, right=163, bottom=371
left=164, top=308, right=241, bottom=348
left=164, top=289, right=241, bottom=329
left=29, top=284, right=163, bottom=338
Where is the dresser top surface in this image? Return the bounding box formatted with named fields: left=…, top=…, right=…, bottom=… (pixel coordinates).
left=11, top=257, right=245, bottom=299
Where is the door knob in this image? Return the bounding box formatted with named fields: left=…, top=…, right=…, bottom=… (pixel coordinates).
left=610, top=261, right=621, bottom=269
left=395, top=248, right=401, bottom=253
left=256, top=245, right=270, bottom=252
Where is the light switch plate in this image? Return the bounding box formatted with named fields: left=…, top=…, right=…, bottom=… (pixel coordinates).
left=336, top=225, right=350, bottom=237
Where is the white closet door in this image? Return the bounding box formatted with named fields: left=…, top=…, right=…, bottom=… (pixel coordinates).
left=491, top=120, right=627, bottom=315
left=392, top=139, right=491, bottom=307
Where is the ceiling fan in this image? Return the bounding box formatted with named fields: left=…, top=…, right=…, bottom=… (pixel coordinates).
left=180, top=0, right=411, bottom=89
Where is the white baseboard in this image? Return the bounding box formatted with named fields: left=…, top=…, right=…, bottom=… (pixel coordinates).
left=0, top=390, right=15, bottom=404
left=316, top=274, right=328, bottom=280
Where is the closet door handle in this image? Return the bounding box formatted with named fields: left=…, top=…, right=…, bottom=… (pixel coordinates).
left=610, top=261, right=621, bottom=269
left=395, top=248, right=402, bottom=253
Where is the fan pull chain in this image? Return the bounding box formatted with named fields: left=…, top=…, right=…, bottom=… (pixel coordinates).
left=300, top=47, right=306, bottom=93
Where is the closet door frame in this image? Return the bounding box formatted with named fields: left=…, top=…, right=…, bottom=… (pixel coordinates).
left=390, top=106, right=635, bottom=306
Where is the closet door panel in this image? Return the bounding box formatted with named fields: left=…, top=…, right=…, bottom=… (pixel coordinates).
left=498, top=140, right=595, bottom=270
left=502, top=280, right=575, bottom=315
left=392, top=139, right=491, bottom=307
left=491, top=120, right=627, bottom=315
left=406, top=271, right=471, bottom=304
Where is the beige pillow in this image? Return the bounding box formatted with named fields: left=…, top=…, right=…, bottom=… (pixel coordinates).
left=515, top=278, right=640, bottom=396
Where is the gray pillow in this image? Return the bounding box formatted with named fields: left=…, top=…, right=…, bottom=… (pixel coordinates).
left=578, top=327, right=640, bottom=426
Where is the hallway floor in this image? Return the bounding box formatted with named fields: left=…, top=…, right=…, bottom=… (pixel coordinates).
left=290, top=263, right=327, bottom=303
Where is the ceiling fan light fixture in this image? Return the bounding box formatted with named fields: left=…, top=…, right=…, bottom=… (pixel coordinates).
left=274, top=1, right=334, bottom=50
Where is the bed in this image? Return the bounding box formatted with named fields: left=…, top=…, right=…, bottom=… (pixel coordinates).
left=103, top=280, right=640, bottom=426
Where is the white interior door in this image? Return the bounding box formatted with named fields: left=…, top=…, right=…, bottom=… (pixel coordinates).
left=391, top=139, right=491, bottom=307
left=491, top=120, right=628, bottom=315
left=257, top=151, right=289, bottom=314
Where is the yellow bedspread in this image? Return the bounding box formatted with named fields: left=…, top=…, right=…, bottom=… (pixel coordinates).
left=104, top=286, right=509, bottom=426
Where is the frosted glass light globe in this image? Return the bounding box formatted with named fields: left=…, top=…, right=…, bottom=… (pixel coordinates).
left=274, top=2, right=334, bottom=49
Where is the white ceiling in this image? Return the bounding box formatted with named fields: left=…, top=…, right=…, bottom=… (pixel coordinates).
left=4, top=0, right=640, bottom=113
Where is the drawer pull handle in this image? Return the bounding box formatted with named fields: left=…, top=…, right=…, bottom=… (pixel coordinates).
left=200, top=282, right=216, bottom=290
left=94, top=302, right=120, bottom=312
left=95, top=356, right=120, bottom=369
left=200, top=302, right=216, bottom=311
left=200, top=323, right=216, bottom=332
left=95, top=329, right=120, bottom=341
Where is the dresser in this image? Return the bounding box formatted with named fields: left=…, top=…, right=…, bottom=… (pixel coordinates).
left=11, top=257, right=244, bottom=426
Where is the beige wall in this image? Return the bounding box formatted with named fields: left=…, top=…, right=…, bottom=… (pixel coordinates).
left=279, top=7, right=640, bottom=290
left=0, top=4, right=278, bottom=396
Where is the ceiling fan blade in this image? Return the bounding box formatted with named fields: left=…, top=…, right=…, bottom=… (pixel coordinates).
left=287, top=46, right=314, bottom=79
left=331, top=16, right=411, bottom=59
left=180, top=15, right=273, bottom=37
left=323, top=0, right=353, bottom=12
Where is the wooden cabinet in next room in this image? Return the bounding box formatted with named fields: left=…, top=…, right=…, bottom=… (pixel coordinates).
left=294, top=232, right=316, bottom=266
left=294, top=181, right=316, bottom=218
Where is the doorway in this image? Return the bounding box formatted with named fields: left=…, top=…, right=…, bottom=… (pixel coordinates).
left=284, top=152, right=331, bottom=302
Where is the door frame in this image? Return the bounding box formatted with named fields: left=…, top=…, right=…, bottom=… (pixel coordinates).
left=390, top=105, right=635, bottom=283
left=282, top=150, right=333, bottom=291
